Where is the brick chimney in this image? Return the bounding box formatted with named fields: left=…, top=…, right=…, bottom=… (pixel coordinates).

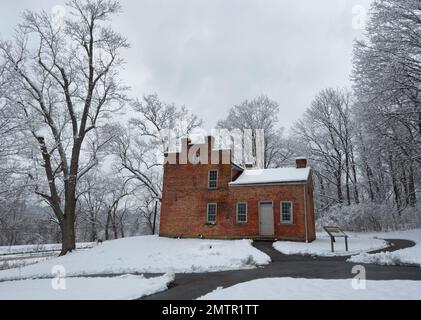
left=296, top=157, right=307, bottom=169
left=245, top=163, right=254, bottom=170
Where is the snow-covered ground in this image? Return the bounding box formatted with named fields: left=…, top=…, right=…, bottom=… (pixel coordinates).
left=273, top=232, right=388, bottom=257
left=348, top=229, right=421, bottom=267
left=0, top=274, right=174, bottom=300
left=0, top=236, right=270, bottom=281
left=0, top=243, right=94, bottom=271
left=199, top=277, right=421, bottom=300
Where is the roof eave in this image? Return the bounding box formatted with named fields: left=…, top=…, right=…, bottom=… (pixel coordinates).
left=229, top=180, right=309, bottom=187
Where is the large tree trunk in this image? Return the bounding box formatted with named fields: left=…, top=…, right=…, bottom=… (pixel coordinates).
left=105, top=210, right=112, bottom=241
left=37, top=137, right=77, bottom=256
left=60, top=143, right=81, bottom=255
left=57, top=179, right=78, bottom=256
left=60, top=214, right=76, bottom=256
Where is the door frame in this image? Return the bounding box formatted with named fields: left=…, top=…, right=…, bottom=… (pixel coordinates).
left=258, top=200, right=274, bottom=237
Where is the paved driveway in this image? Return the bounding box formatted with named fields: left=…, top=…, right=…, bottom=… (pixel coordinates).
left=142, top=239, right=421, bottom=300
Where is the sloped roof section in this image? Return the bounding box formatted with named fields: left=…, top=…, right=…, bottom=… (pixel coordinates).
left=229, top=167, right=311, bottom=186
left=231, top=161, right=245, bottom=172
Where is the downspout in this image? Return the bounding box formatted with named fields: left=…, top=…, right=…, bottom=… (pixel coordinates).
left=304, top=184, right=309, bottom=243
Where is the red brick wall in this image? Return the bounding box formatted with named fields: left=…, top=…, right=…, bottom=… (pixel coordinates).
left=160, top=139, right=316, bottom=242
left=160, top=137, right=233, bottom=238
left=228, top=184, right=315, bottom=241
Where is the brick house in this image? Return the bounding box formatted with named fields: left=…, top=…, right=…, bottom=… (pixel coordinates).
left=160, top=136, right=316, bottom=242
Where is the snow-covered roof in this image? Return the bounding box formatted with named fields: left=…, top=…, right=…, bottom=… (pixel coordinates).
left=229, top=167, right=311, bottom=186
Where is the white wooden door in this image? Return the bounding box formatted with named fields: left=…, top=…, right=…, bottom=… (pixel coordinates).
left=259, top=202, right=274, bottom=236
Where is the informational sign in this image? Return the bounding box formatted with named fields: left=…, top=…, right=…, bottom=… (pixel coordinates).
left=323, top=226, right=349, bottom=252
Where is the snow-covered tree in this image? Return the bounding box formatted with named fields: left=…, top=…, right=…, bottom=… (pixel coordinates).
left=217, top=95, right=292, bottom=168
left=114, top=94, right=203, bottom=202
left=353, top=0, right=421, bottom=209
left=0, top=0, right=129, bottom=255
left=293, top=88, right=359, bottom=210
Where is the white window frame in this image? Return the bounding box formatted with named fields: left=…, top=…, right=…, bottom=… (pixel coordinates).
left=280, top=201, right=293, bottom=224
left=208, top=170, right=218, bottom=189
left=207, top=203, right=218, bottom=224
left=236, top=202, right=248, bottom=224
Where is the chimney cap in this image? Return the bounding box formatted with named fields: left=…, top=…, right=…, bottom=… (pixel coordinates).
left=245, top=163, right=254, bottom=169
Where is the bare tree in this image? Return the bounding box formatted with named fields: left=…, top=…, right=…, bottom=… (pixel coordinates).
left=217, top=95, right=291, bottom=168
left=353, top=0, right=420, bottom=208
left=77, top=169, right=108, bottom=242
left=103, top=176, right=130, bottom=240
left=0, top=0, right=129, bottom=255
left=114, top=94, right=203, bottom=201
left=293, top=88, right=360, bottom=208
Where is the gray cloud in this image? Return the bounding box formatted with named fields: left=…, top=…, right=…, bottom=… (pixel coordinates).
left=0, top=0, right=372, bottom=130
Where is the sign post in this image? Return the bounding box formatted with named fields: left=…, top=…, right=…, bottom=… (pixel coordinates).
left=323, top=226, right=349, bottom=253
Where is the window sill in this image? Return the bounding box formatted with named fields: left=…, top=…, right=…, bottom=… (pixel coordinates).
left=205, top=223, right=217, bottom=226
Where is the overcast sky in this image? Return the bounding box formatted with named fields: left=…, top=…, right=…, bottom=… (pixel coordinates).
left=0, top=0, right=372, bottom=131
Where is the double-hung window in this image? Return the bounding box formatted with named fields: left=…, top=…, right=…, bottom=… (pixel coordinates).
left=207, top=203, right=217, bottom=224
left=208, top=170, right=218, bottom=189
left=236, top=203, right=248, bottom=224
left=281, top=202, right=293, bottom=224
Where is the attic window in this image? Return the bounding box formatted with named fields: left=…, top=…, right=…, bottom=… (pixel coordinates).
left=208, top=170, right=218, bottom=189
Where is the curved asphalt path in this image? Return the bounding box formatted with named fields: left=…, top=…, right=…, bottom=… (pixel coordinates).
left=142, top=239, right=421, bottom=300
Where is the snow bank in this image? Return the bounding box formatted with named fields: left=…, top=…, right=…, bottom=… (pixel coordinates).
left=0, top=236, right=270, bottom=281
left=0, top=243, right=94, bottom=255
left=0, top=243, right=94, bottom=271
left=0, top=274, right=174, bottom=300
left=348, top=229, right=421, bottom=267
left=317, top=203, right=421, bottom=232
left=273, top=233, right=388, bottom=257
left=0, top=257, right=53, bottom=271
left=199, top=277, right=421, bottom=300
left=362, top=228, right=421, bottom=243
